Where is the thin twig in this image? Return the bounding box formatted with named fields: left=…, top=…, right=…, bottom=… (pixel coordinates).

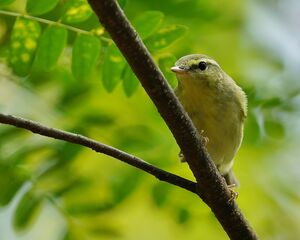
left=87, top=0, right=258, bottom=239
left=0, top=9, right=112, bottom=43
left=0, top=113, right=196, bottom=193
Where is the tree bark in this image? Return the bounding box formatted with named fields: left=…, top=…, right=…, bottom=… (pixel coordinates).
left=87, top=0, right=258, bottom=239
left=0, top=113, right=196, bottom=193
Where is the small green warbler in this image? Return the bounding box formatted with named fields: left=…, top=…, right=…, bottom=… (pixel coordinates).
left=171, top=54, right=247, bottom=186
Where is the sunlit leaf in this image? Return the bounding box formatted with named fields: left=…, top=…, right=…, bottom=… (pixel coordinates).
left=13, top=191, right=42, bottom=230
left=102, top=44, right=125, bottom=92
left=158, top=54, right=177, bottom=88
left=132, top=11, right=164, bottom=39
left=35, top=25, right=67, bottom=70
left=122, top=65, right=139, bottom=97
left=9, top=18, right=41, bottom=76
left=0, top=0, right=15, bottom=6
left=145, top=25, right=187, bottom=51
left=26, top=0, right=59, bottom=15
left=62, top=0, right=93, bottom=23
left=72, top=34, right=101, bottom=81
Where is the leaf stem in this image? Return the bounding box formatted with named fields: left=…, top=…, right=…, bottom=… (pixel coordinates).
left=0, top=9, right=112, bottom=43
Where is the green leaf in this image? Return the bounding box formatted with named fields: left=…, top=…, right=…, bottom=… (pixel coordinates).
left=38, top=140, right=83, bottom=178
left=0, top=127, right=21, bottom=145
left=26, top=0, right=59, bottom=15
left=88, top=225, right=120, bottom=237
left=9, top=17, right=41, bottom=76
left=111, top=170, right=141, bottom=204
left=72, top=34, right=101, bottom=81
left=66, top=202, right=114, bottom=216
left=114, top=125, right=156, bottom=151
left=62, top=232, right=71, bottom=240
left=62, top=0, right=93, bottom=23
left=264, top=119, right=285, bottom=139
left=52, top=178, right=89, bottom=197
left=122, top=65, right=139, bottom=97
left=80, top=112, right=115, bottom=126
left=117, top=0, right=126, bottom=9
left=151, top=182, right=171, bottom=207
left=177, top=207, right=191, bottom=224
left=13, top=191, right=42, bottom=230
left=102, top=44, right=125, bottom=92
left=158, top=54, right=177, bottom=88
left=0, top=0, right=16, bottom=6
left=55, top=69, right=90, bottom=105
left=0, top=165, right=27, bottom=207
left=260, top=97, right=282, bottom=108
left=53, top=142, right=83, bottom=168
left=244, top=113, right=261, bottom=144
left=145, top=25, right=188, bottom=51
left=35, top=25, right=67, bottom=70
left=132, top=11, right=164, bottom=39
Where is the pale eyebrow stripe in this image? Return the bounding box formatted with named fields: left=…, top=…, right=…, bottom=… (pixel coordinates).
left=203, top=58, right=220, bottom=67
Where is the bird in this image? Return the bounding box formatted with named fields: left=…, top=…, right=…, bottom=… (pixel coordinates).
left=171, top=54, right=247, bottom=186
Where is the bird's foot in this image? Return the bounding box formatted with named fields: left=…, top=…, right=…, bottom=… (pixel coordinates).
left=178, top=150, right=186, bottom=162
left=227, top=183, right=238, bottom=202
left=200, top=130, right=209, bottom=146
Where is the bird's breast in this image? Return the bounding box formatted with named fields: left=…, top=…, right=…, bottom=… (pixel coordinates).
left=176, top=84, right=244, bottom=171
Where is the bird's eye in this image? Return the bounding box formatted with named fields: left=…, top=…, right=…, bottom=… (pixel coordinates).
left=198, top=61, right=207, bottom=71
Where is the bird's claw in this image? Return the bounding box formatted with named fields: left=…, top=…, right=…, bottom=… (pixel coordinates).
left=200, top=130, right=209, bottom=146
left=227, top=183, right=238, bottom=202
left=178, top=150, right=186, bottom=162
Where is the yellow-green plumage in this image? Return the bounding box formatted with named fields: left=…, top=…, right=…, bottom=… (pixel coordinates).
left=172, top=54, right=247, bottom=185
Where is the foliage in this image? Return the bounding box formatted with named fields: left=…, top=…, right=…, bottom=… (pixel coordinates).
left=1, top=0, right=300, bottom=239
left=0, top=0, right=187, bottom=95
left=35, top=25, right=67, bottom=71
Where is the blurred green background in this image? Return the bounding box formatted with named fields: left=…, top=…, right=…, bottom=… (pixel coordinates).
left=1, top=0, right=300, bottom=239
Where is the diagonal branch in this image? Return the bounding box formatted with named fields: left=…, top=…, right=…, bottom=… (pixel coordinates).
left=0, top=113, right=196, bottom=193
left=87, top=0, right=258, bottom=239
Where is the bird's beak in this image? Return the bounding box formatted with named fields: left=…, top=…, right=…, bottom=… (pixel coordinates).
left=170, top=66, right=187, bottom=73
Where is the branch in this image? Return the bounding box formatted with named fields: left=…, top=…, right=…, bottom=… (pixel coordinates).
left=87, top=0, right=258, bottom=239
left=0, top=113, right=196, bottom=193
